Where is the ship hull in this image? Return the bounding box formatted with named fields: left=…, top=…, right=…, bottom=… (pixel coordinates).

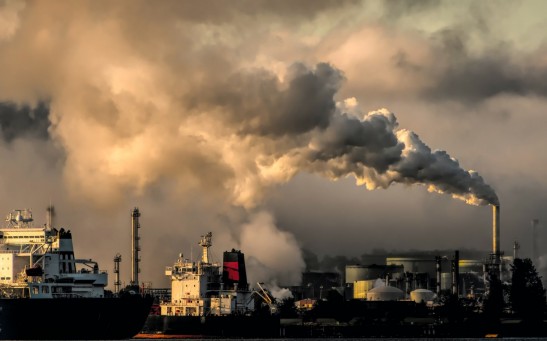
left=0, top=295, right=153, bottom=340
left=142, top=314, right=280, bottom=337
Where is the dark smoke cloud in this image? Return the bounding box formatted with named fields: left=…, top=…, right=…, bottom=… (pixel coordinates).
left=0, top=102, right=50, bottom=142
left=187, top=62, right=498, bottom=206
left=421, top=29, right=547, bottom=103
left=194, top=63, right=343, bottom=136
left=382, top=0, right=440, bottom=18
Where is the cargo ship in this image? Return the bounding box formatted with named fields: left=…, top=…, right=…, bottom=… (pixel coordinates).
left=141, top=232, right=280, bottom=337
left=0, top=208, right=153, bottom=340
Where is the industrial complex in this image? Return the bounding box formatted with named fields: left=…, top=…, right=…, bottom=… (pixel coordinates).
left=135, top=204, right=547, bottom=337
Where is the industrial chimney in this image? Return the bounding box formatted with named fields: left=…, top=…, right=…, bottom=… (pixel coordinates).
left=492, top=205, right=500, bottom=263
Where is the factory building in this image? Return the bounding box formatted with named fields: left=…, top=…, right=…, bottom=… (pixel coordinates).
left=345, top=251, right=513, bottom=300
left=345, top=264, right=404, bottom=299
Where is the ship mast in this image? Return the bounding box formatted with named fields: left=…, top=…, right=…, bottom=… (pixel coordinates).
left=199, top=232, right=212, bottom=264
left=131, top=207, right=141, bottom=287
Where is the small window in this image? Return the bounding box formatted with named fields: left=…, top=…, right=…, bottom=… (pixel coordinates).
left=32, top=286, right=39, bottom=295
left=42, top=286, right=49, bottom=294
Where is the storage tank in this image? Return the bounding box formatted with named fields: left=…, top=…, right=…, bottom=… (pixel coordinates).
left=353, top=280, right=376, bottom=299
left=410, top=289, right=436, bottom=303
left=366, top=285, right=404, bottom=301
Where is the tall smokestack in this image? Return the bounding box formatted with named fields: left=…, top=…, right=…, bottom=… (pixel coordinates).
left=492, top=205, right=500, bottom=262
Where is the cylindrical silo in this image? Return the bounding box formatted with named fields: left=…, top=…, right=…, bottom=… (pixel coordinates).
left=410, top=289, right=436, bottom=303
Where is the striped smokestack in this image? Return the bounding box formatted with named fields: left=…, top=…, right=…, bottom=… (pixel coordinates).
left=493, top=205, right=500, bottom=261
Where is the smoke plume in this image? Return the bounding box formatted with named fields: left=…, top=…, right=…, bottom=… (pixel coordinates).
left=239, top=211, right=304, bottom=286
left=0, top=0, right=516, bottom=286
left=0, top=1, right=498, bottom=208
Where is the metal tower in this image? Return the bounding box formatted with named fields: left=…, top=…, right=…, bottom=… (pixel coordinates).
left=114, top=253, right=122, bottom=293
left=131, top=207, right=141, bottom=287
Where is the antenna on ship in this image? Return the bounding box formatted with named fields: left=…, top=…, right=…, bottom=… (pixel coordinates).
left=114, top=253, right=122, bottom=294
left=199, top=232, right=212, bottom=264
left=131, top=207, right=141, bottom=287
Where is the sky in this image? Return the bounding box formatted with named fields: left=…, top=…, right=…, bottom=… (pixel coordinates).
left=0, top=0, right=546, bottom=289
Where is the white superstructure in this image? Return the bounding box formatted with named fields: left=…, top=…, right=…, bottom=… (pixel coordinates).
left=160, top=232, right=254, bottom=316
left=0, top=208, right=107, bottom=299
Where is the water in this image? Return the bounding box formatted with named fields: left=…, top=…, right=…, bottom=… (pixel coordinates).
left=134, top=337, right=547, bottom=341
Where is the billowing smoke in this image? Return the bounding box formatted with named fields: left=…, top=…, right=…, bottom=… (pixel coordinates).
left=0, top=1, right=498, bottom=209
left=0, top=1, right=504, bottom=286
left=299, top=103, right=498, bottom=206
left=239, top=211, right=304, bottom=286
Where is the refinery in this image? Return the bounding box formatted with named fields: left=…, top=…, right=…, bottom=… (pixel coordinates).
left=131, top=203, right=545, bottom=338
left=1, top=1, right=546, bottom=339
left=0, top=201, right=545, bottom=339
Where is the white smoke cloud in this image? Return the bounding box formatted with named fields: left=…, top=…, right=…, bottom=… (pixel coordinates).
left=269, top=285, right=293, bottom=301
left=239, top=211, right=304, bottom=286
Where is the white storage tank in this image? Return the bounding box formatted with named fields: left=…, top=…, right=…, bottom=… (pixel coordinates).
left=366, top=285, right=404, bottom=301
left=410, top=289, right=436, bottom=303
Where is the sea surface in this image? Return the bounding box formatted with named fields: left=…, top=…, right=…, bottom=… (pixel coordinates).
left=134, top=337, right=547, bottom=341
